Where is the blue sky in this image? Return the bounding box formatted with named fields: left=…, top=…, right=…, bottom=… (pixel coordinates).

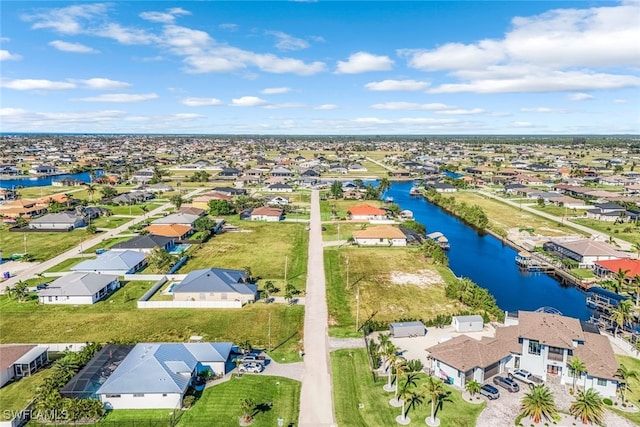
left=1, top=1, right=638, bottom=134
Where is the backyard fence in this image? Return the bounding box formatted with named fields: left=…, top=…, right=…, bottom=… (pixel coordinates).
left=137, top=276, right=167, bottom=302
left=137, top=300, right=243, bottom=309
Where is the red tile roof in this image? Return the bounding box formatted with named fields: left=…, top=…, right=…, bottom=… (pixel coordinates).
left=347, top=204, right=386, bottom=216
left=594, top=258, right=640, bottom=278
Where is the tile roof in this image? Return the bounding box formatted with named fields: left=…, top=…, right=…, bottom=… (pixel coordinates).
left=348, top=204, right=387, bottom=216
left=144, top=224, right=193, bottom=238
left=594, top=258, right=640, bottom=278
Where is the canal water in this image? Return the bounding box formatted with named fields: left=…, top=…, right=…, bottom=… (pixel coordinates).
left=0, top=170, right=103, bottom=189
left=386, top=181, right=592, bottom=320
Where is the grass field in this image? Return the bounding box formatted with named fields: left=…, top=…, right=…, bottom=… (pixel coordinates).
left=321, top=222, right=365, bottom=241
left=324, top=246, right=464, bottom=337
left=15, top=186, right=78, bottom=199
left=90, top=216, right=133, bottom=229
left=451, top=191, right=580, bottom=237
left=0, top=369, right=48, bottom=418
left=0, top=283, right=304, bottom=358
left=97, top=375, right=300, bottom=426
left=332, top=348, right=485, bottom=426
left=43, top=256, right=92, bottom=272
left=82, top=236, right=133, bottom=254
left=613, top=355, right=640, bottom=425
left=0, top=229, right=96, bottom=261
left=98, top=203, right=164, bottom=216
left=573, top=218, right=640, bottom=246
left=179, top=221, right=309, bottom=291
left=319, top=199, right=385, bottom=221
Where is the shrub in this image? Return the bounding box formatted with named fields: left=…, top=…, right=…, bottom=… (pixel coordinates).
left=603, top=398, right=613, bottom=406
left=183, top=395, right=196, bottom=408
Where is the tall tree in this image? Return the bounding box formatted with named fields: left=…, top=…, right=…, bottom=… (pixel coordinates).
left=100, top=185, right=117, bottom=199
left=612, top=299, right=634, bottom=338
left=169, top=194, right=184, bottom=210
left=567, top=357, right=586, bottom=392
left=86, top=184, right=96, bottom=202
left=613, top=268, right=630, bottom=294
left=330, top=180, right=343, bottom=198
left=378, top=177, right=391, bottom=196
left=519, top=384, right=557, bottom=424
left=616, top=364, right=639, bottom=403
left=465, top=380, right=481, bottom=398
left=569, top=389, right=604, bottom=426
left=424, top=376, right=446, bottom=425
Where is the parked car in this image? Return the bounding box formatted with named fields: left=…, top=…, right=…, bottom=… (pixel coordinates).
left=493, top=375, right=520, bottom=392
left=480, top=384, right=500, bottom=400
left=239, top=363, right=264, bottom=373
left=509, top=369, right=544, bottom=385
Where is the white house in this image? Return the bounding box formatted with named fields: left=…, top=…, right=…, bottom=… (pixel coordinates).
left=347, top=204, right=388, bottom=221
left=29, top=212, right=86, bottom=231
left=0, top=345, right=49, bottom=388
left=451, top=315, right=484, bottom=332
left=250, top=207, right=283, bottom=222
left=427, top=311, right=619, bottom=397
left=543, top=239, right=626, bottom=268
left=71, top=250, right=146, bottom=275
left=38, top=273, right=120, bottom=305
left=97, top=342, right=232, bottom=409
left=352, top=225, right=407, bottom=246
left=267, top=183, right=294, bottom=193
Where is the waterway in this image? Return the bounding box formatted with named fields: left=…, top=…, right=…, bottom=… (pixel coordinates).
left=0, top=170, right=103, bottom=189
left=386, top=181, right=592, bottom=320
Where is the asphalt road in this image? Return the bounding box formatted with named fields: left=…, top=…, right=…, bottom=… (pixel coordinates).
left=298, top=189, right=337, bottom=427
left=1, top=188, right=204, bottom=290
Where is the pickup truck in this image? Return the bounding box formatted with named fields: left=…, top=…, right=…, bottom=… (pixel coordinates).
left=508, top=369, right=544, bottom=385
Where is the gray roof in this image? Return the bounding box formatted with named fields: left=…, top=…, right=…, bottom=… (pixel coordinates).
left=97, top=342, right=232, bottom=395
left=38, top=272, right=119, bottom=297
left=453, top=315, right=484, bottom=323
left=111, top=235, right=173, bottom=250
left=172, top=268, right=253, bottom=295
left=30, top=212, right=84, bottom=225
left=151, top=212, right=200, bottom=225
left=71, top=250, right=146, bottom=272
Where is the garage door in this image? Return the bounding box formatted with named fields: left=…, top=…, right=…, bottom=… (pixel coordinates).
left=484, top=361, right=500, bottom=379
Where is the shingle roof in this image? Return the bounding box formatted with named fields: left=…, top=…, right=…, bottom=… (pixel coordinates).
left=71, top=250, right=146, bottom=272
left=353, top=225, right=406, bottom=239
left=573, top=332, right=619, bottom=380
left=172, top=268, right=253, bottom=295
left=38, top=272, right=119, bottom=297
left=30, top=212, right=83, bottom=225
left=151, top=213, right=200, bottom=225
left=0, top=344, right=37, bottom=371
left=518, top=311, right=583, bottom=348
left=251, top=207, right=283, bottom=217
left=552, top=239, right=627, bottom=258
left=111, top=235, right=173, bottom=250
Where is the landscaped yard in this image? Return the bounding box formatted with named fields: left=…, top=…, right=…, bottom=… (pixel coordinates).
left=614, top=355, right=640, bottom=425
left=43, top=256, right=92, bottom=273
left=332, top=348, right=485, bottom=426
left=319, top=199, right=385, bottom=221
left=0, top=284, right=304, bottom=358
left=0, top=369, right=49, bottom=419
left=178, top=221, right=309, bottom=291
left=0, top=228, right=96, bottom=261
left=324, top=246, right=464, bottom=337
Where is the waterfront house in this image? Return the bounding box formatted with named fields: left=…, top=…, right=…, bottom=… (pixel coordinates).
left=352, top=225, right=408, bottom=246
left=0, top=199, right=47, bottom=218
left=71, top=250, right=146, bottom=275
left=543, top=238, right=626, bottom=268
left=97, top=342, right=232, bottom=409
left=427, top=311, right=619, bottom=397
left=249, top=206, right=284, bottom=222
left=0, top=345, right=49, bottom=388
left=171, top=268, right=256, bottom=304
left=38, top=272, right=120, bottom=305
left=145, top=224, right=193, bottom=240
left=29, top=212, right=86, bottom=231
left=110, top=235, right=175, bottom=254
left=29, top=165, right=57, bottom=175
left=0, top=164, right=20, bottom=175
left=347, top=204, right=388, bottom=221
left=592, top=258, right=640, bottom=282
left=432, top=182, right=457, bottom=193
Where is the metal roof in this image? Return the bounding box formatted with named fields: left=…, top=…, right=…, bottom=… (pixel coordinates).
left=38, top=272, right=119, bottom=297
left=71, top=250, right=145, bottom=272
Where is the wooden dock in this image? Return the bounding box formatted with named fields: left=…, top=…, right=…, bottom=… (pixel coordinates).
left=515, top=251, right=592, bottom=290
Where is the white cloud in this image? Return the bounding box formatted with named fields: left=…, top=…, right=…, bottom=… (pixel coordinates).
left=166, top=113, right=203, bottom=120
left=568, top=93, right=594, bottom=101
left=231, top=96, right=269, bottom=107
left=0, top=107, right=127, bottom=126
left=181, top=97, right=223, bottom=106
left=49, top=40, right=98, bottom=53
left=399, top=40, right=504, bottom=71
left=520, top=107, right=568, bottom=113
left=370, top=102, right=454, bottom=110
left=614, top=99, right=629, bottom=104
left=1, top=79, right=75, bottom=91
left=73, top=93, right=158, bottom=102
left=97, top=23, right=158, bottom=45
left=0, top=50, right=22, bottom=61
left=140, top=8, right=191, bottom=23
left=78, top=78, right=131, bottom=90
left=219, top=23, right=238, bottom=31
left=365, top=79, right=429, bottom=92
left=264, top=102, right=306, bottom=109
left=266, top=31, right=309, bottom=51
left=314, top=104, right=339, bottom=110
left=335, top=52, right=393, bottom=74
left=22, top=3, right=109, bottom=35
left=260, top=87, right=291, bottom=95
left=434, top=108, right=486, bottom=115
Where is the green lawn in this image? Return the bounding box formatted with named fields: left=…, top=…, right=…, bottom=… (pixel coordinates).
left=0, top=229, right=96, bottom=261
left=613, top=355, right=640, bottom=425
left=332, top=348, right=485, bottom=426
left=0, top=369, right=48, bottom=418
left=43, top=257, right=92, bottom=273
left=90, top=216, right=133, bottom=229
left=179, top=221, right=309, bottom=291
left=573, top=218, right=639, bottom=246
left=98, top=203, right=163, bottom=216
left=82, top=236, right=133, bottom=254
left=319, top=199, right=385, bottom=221
left=322, top=222, right=366, bottom=241
left=324, top=246, right=464, bottom=338
left=0, top=284, right=304, bottom=358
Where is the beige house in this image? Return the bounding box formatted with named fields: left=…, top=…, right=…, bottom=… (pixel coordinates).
left=171, top=268, right=257, bottom=304
left=352, top=225, right=407, bottom=246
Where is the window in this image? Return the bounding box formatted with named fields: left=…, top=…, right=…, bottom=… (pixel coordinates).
left=528, top=340, right=541, bottom=355
left=133, top=394, right=145, bottom=397
left=105, top=394, right=121, bottom=398
left=597, top=378, right=606, bottom=387
left=163, top=394, right=168, bottom=397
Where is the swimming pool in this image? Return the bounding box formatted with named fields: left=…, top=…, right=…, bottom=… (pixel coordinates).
left=168, top=244, right=190, bottom=254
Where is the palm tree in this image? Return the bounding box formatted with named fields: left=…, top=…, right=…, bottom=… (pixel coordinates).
left=140, top=204, right=149, bottom=220
left=239, top=397, right=256, bottom=424
left=86, top=184, right=96, bottom=203
left=393, top=360, right=409, bottom=401
left=378, top=177, right=391, bottom=197
left=568, top=357, right=587, bottom=392
left=632, top=274, right=640, bottom=307
left=465, top=379, right=482, bottom=398
left=383, top=351, right=401, bottom=392
left=633, top=242, right=640, bottom=260
left=520, top=384, right=558, bottom=424
left=613, top=268, right=630, bottom=294
left=612, top=299, right=634, bottom=338
left=616, top=364, right=639, bottom=402
left=398, top=388, right=424, bottom=425
left=424, top=376, right=446, bottom=426
left=570, top=388, right=604, bottom=426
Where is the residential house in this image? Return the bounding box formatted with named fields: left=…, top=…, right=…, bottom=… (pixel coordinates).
left=0, top=188, right=18, bottom=201
left=352, top=225, right=407, bottom=246
left=97, top=342, right=232, bottom=409
left=267, top=196, right=289, bottom=206
left=0, top=164, right=20, bottom=175
left=347, top=204, right=387, bottom=221
left=110, top=235, right=175, bottom=254
left=132, top=168, right=154, bottom=183
left=191, top=192, right=233, bottom=210
left=112, top=192, right=154, bottom=205
left=28, top=212, right=86, bottom=230
left=547, top=195, right=587, bottom=209
left=178, top=206, right=206, bottom=217
left=145, top=224, right=193, bottom=240
left=212, top=187, right=246, bottom=197
left=543, top=239, right=626, bottom=268
left=172, top=268, right=257, bottom=304
left=427, top=311, right=619, bottom=397
left=348, top=163, right=367, bottom=172
left=585, top=203, right=627, bottom=222
left=217, top=168, right=242, bottom=180
left=71, top=250, right=147, bottom=275
left=38, top=272, right=120, bottom=305
left=0, top=345, right=49, bottom=388
left=593, top=258, right=640, bottom=282
left=432, top=182, right=457, bottom=193
left=267, top=183, right=294, bottom=193
left=146, top=183, right=174, bottom=193
left=250, top=207, right=284, bottom=222
left=151, top=213, right=200, bottom=227
left=29, top=165, right=57, bottom=175
left=269, top=166, right=294, bottom=178
left=0, top=199, right=47, bottom=218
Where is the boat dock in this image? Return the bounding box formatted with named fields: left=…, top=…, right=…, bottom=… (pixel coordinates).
left=515, top=251, right=592, bottom=290
left=427, top=231, right=450, bottom=250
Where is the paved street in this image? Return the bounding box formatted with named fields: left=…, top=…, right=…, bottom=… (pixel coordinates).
left=1, top=188, right=204, bottom=290
left=298, top=189, right=336, bottom=427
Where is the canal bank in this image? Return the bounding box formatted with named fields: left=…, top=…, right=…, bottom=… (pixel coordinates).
left=385, top=181, right=593, bottom=320
left=0, top=170, right=104, bottom=189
